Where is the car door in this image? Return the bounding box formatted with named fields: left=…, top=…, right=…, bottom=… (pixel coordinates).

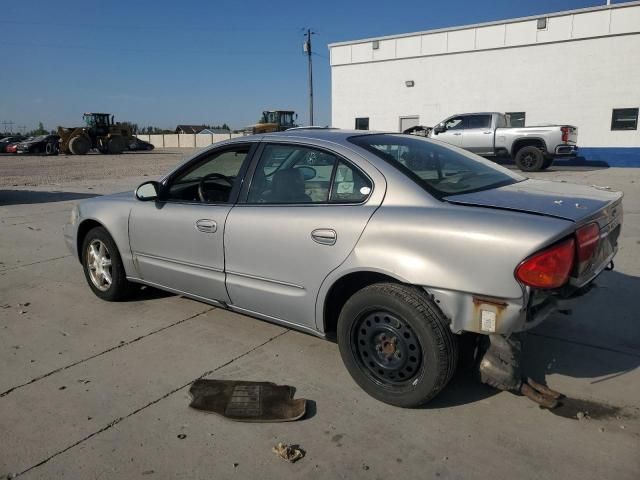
left=433, top=116, right=464, bottom=146
left=224, top=140, right=384, bottom=331
left=462, top=114, right=494, bottom=155
left=129, top=143, right=255, bottom=303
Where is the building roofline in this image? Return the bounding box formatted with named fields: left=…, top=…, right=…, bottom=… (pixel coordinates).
left=328, top=0, right=640, bottom=48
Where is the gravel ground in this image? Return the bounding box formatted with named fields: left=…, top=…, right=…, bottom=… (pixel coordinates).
left=0, top=149, right=199, bottom=187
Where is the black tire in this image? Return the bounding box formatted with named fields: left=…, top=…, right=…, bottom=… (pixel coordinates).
left=107, top=136, right=126, bottom=154
left=541, top=158, right=553, bottom=170
left=81, top=226, right=135, bottom=301
left=514, top=146, right=545, bottom=172
left=45, top=142, right=58, bottom=156
left=69, top=136, right=90, bottom=155
left=337, top=283, right=458, bottom=407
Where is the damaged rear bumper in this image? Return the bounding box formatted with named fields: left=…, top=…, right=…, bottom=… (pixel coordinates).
left=428, top=280, right=600, bottom=336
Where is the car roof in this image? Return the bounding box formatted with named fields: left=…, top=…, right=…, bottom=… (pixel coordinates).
left=259, top=128, right=393, bottom=142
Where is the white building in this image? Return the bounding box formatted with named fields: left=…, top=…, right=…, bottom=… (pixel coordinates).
left=329, top=1, right=640, bottom=166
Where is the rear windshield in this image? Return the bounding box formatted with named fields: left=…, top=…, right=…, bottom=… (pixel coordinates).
left=349, top=134, right=522, bottom=199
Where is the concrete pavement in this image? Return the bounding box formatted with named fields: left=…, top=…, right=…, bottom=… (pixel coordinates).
left=1, top=156, right=638, bottom=479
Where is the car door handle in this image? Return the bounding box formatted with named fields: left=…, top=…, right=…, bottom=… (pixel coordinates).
left=311, top=228, right=337, bottom=245
left=195, top=219, right=217, bottom=233
left=452, top=132, right=462, bottom=136
left=483, top=131, right=492, bottom=134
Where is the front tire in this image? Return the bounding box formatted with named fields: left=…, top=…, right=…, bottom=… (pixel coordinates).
left=81, top=226, right=135, bottom=301
left=69, top=136, right=90, bottom=155
left=337, top=283, right=458, bottom=407
left=514, top=146, right=545, bottom=172
left=107, top=136, right=125, bottom=154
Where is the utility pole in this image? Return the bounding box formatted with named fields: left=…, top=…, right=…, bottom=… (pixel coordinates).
left=303, top=29, right=315, bottom=126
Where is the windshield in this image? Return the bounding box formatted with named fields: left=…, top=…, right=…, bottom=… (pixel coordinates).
left=349, top=134, right=523, bottom=199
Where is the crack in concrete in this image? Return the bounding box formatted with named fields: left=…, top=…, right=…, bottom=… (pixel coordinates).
left=0, top=255, right=71, bottom=273
left=0, top=307, right=215, bottom=398
left=15, top=329, right=290, bottom=477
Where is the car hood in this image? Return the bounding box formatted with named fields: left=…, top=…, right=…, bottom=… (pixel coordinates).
left=444, top=179, right=622, bottom=222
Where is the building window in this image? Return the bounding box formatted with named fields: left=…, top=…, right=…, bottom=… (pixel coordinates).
left=372, top=40, right=379, bottom=50
left=611, top=108, right=639, bottom=131
left=355, top=118, right=369, bottom=130
left=537, top=18, right=547, bottom=30
left=506, top=112, right=526, bottom=127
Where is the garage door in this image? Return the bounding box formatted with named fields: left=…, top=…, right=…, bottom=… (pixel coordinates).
left=399, top=116, right=419, bottom=132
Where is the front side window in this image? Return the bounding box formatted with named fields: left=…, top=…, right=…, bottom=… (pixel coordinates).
left=247, top=144, right=371, bottom=204
left=165, top=147, right=249, bottom=203
left=444, top=116, right=464, bottom=130
left=349, top=134, right=522, bottom=199
left=611, top=108, right=638, bottom=131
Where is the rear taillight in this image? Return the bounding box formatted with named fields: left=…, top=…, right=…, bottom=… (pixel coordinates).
left=561, top=126, right=570, bottom=143
left=575, top=222, right=600, bottom=266
left=515, top=238, right=575, bottom=289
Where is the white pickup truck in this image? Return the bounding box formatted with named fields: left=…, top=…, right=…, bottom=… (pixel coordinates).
left=428, top=112, right=578, bottom=171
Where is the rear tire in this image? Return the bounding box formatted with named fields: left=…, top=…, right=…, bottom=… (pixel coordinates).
left=514, top=146, right=545, bottom=172
left=81, top=226, right=135, bottom=301
left=69, top=136, right=90, bottom=155
left=107, top=136, right=126, bottom=154
left=337, top=283, right=458, bottom=407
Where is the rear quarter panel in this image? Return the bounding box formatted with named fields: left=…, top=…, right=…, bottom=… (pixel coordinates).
left=318, top=202, right=574, bottom=311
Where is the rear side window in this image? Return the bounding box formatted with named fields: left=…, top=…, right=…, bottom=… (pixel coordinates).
left=330, top=161, right=372, bottom=203
left=466, top=115, right=492, bottom=129
left=248, top=144, right=372, bottom=204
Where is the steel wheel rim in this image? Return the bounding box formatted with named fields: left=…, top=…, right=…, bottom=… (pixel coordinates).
left=86, top=240, right=113, bottom=292
left=522, top=153, right=536, bottom=168
left=352, top=310, right=423, bottom=386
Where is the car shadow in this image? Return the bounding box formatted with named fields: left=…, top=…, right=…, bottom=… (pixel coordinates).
left=425, top=270, right=639, bottom=409
left=122, top=285, right=176, bottom=302
left=0, top=190, right=99, bottom=206
left=524, top=270, right=640, bottom=383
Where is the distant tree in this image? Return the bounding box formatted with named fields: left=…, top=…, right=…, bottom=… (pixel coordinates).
left=222, top=123, right=230, bottom=131
left=121, top=121, right=139, bottom=134
left=29, top=122, right=48, bottom=136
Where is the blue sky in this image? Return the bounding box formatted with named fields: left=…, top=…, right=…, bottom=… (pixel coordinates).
left=0, top=0, right=620, bottom=131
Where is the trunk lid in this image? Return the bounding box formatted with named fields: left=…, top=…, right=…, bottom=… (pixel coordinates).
left=445, top=178, right=623, bottom=287
left=444, top=178, right=621, bottom=224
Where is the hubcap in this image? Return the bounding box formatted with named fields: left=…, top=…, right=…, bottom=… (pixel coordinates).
left=86, top=240, right=113, bottom=291
left=353, top=311, right=423, bottom=385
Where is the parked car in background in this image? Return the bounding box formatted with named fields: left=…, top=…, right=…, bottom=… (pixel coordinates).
left=429, top=112, right=578, bottom=171
left=16, top=134, right=59, bottom=155
left=128, top=137, right=154, bottom=151
left=0, top=136, right=25, bottom=152
left=64, top=129, right=622, bottom=407
left=5, top=142, right=20, bottom=153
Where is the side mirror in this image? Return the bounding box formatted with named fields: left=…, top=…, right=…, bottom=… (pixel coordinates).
left=296, top=166, right=317, bottom=181
left=135, top=181, right=160, bottom=201
left=433, top=125, right=445, bottom=135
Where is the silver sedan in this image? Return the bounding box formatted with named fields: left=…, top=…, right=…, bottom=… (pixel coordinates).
left=64, top=129, right=623, bottom=407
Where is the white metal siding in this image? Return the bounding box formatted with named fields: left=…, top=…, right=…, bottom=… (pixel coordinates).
left=329, top=2, right=640, bottom=148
